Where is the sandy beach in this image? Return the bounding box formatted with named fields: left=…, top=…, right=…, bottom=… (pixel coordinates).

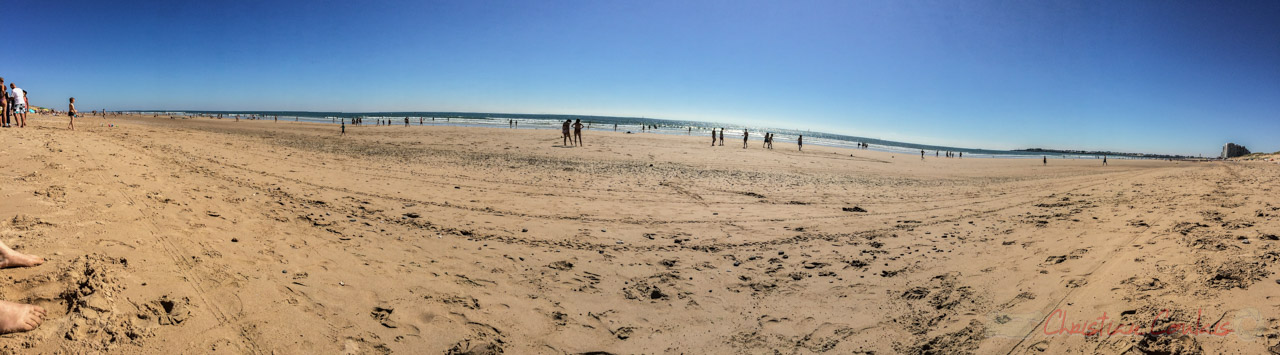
left=0, top=113, right=1277, bottom=354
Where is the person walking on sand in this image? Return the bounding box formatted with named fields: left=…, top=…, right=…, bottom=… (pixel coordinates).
left=1043, top=156, right=1047, bottom=165
left=798, top=135, right=803, bottom=151
left=719, top=129, right=724, bottom=146
left=711, top=128, right=717, bottom=146
left=67, top=98, right=77, bottom=130
left=742, top=129, right=749, bottom=149
left=562, top=119, right=572, bottom=146
left=1103, top=156, right=1107, bottom=166
left=572, top=119, right=585, bottom=147
left=921, top=149, right=926, bottom=160
left=340, top=119, right=346, bottom=136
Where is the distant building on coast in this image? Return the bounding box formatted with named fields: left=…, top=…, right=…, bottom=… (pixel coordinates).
left=1221, top=143, right=1250, bottom=159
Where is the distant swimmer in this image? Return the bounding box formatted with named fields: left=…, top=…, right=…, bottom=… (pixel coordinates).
left=798, top=135, right=803, bottom=151
left=742, top=129, right=749, bottom=149
left=562, top=119, right=572, bottom=146
left=573, top=119, right=584, bottom=146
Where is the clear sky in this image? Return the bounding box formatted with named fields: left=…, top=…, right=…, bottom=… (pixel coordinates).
left=5, top=0, right=1278, bottom=156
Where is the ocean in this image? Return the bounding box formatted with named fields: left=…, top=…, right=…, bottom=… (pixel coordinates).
left=129, top=110, right=1122, bottom=159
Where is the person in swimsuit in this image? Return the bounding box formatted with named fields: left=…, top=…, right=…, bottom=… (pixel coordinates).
left=742, top=129, right=749, bottom=149
left=67, top=98, right=77, bottom=130
left=572, top=119, right=584, bottom=146
left=719, top=129, right=724, bottom=146
left=711, top=128, right=717, bottom=146
left=562, top=119, right=572, bottom=146
left=797, top=135, right=803, bottom=151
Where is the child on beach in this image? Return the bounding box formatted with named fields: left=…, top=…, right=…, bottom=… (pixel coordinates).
left=67, top=98, right=77, bottom=130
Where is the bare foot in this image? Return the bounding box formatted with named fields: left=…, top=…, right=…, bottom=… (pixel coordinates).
left=0, top=300, right=44, bottom=334
left=0, top=242, right=44, bottom=269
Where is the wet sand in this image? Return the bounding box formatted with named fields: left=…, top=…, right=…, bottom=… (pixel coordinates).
left=1, top=113, right=1277, bottom=354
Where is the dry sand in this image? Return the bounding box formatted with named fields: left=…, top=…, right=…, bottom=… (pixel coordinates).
left=1, top=113, right=1278, bottom=354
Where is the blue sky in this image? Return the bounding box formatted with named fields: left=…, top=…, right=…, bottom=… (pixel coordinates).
left=5, top=0, right=1277, bottom=156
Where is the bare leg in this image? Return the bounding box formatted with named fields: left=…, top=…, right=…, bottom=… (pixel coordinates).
left=0, top=300, right=44, bottom=334
left=0, top=241, right=45, bottom=268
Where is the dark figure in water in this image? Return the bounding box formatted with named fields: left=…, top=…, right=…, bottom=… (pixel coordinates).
left=405, top=117, right=409, bottom=127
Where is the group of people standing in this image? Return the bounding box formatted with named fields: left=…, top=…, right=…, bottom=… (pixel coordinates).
left=561, top=119, right=585, bottom=146
left=921, top=149, right=963, bottom=160
left=1, top=78, right=29, bottom=128
left=710, top=128, right=802, bottom=151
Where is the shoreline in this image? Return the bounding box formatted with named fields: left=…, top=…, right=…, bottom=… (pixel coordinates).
left=112, top=111, right=1174, bottom=160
